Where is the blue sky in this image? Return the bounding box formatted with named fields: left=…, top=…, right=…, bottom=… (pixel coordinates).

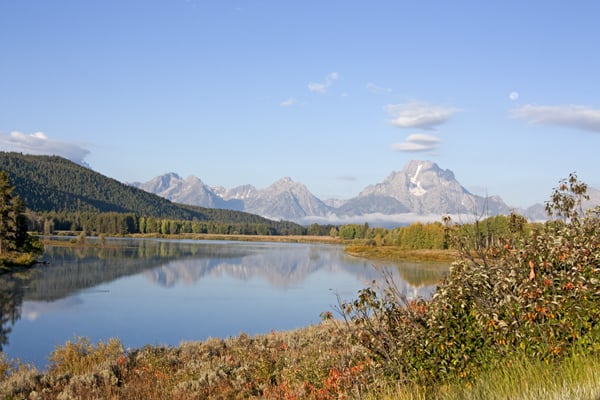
left=1, top=0, right=600, bottom=209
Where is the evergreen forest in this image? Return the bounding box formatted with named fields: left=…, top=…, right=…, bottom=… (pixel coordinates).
left=0, top=152, right=305, bottom=236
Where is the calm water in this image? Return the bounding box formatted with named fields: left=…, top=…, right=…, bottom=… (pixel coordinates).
left=0, top=238, right=447, bottom=369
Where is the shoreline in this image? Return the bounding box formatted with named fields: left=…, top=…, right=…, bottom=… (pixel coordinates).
left=42, top=232, right=456, bottom=263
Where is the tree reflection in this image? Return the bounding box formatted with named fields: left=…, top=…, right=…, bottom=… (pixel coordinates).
left=0, top=273, right=26, bottom=352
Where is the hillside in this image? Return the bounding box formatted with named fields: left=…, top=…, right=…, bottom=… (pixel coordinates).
left=0, top=152, right=301, bottom=230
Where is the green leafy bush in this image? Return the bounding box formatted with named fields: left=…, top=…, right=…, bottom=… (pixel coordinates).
left=341, top=174, right=600, bottom=386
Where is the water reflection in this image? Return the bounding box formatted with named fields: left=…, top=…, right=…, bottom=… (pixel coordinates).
left=0, top=238, right=448, bottom=365
left=0, top=274, right=25, bottom=352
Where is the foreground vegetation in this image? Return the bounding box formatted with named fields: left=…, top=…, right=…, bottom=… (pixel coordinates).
left=338, top=175, right=600, bottom=385
left=2, top=323, right=600, bottom=399
left=2, top=174, right=600, bottom=398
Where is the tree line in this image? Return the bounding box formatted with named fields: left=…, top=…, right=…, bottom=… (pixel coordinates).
left=26, top=211, right=307, bottom=236
left=24, top=205, right=534, bottom=247
left=324, top=213, right=533, bottom=250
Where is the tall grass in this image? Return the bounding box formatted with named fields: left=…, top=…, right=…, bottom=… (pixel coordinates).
left=367, top=352, right=600, bottom=400
left=443, top=353, right=600, bottom=400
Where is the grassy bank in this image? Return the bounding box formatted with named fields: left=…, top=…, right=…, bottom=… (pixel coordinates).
left=44, top=232, right=454, bottom=263
left=345, top=244, right=457, bottom=263
left=0, top=321, right=367, bottom=399
left=0, top=251, right=40, bottom=273
left=43, top=232, right=345, bottom=246
left=376, top=352, right=600, bottom=400
left=2, top=322, right=599, bottom=399
left=130, top=232, right=345, bottom=244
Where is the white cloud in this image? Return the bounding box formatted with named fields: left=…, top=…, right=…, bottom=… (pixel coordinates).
left=0, top=131, right=90, bottom=165
left=391, top=142, right=435, bottom=152
left=392, top=133, right=440, bottom=153
left=512, top=104, right=600, bottom=133
left=308, top=72, right=339, bottom=93
left=405, top=133, right=440, bottom=144
left=385, top=101, right=460, bottom=129
left=280, top=97, right=298, bottom=107
left=308, top=82, right=326, bottom=93
left=366, top=82, right=392, bottom=94
left=509, top=91, right=520, bottom=101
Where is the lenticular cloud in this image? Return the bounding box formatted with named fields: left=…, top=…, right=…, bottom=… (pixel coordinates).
left=386, top=102, right=460, bottom=130
left=512, top=104, right=600, bottom=133
left=392, top=133, right=440, bottom=153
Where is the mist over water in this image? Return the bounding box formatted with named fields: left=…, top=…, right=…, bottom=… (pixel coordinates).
left=0, top=238, right=447, bottom=368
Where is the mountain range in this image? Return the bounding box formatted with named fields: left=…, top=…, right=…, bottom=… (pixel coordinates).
left=132, top=160, right=577, bottom=225
left=1, top=152, right=597, bottom=227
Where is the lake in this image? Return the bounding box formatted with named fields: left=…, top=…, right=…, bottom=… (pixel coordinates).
left=0, top=238, right=448, bottom=369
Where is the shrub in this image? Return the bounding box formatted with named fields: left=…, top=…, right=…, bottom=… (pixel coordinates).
left=48, top=337, right=124, bottom=376
left=340, top=174, right=600, bottom=386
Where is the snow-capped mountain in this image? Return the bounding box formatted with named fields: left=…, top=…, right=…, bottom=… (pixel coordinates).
left=131, top=161, right=564, bottom=224
left=357, top=160, right=511, bottom=215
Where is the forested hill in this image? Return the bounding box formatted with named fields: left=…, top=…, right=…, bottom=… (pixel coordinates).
left=0, top=152, right=298, bottom=228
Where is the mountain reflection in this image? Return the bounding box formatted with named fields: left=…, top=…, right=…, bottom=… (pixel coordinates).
left=0, top=238, right=448, bottom=352
left=142, top=245, right=447, bottom=293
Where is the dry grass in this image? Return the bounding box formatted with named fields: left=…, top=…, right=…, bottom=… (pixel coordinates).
left=0, top=321, right=372, bottom=399
left=2, top=322, right=600, bottom=399
left=345, top=245, right=458, bottom=263
left=0, top=321, right=600, bottom=400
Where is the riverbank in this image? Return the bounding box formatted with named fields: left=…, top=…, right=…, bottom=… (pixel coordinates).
left=43, top=232, right=345, bottom=245
left=0, top=252, right=39, bottom=273
left=345, top=244, right=457, bottom=263
left=2, top=320, right=599, bottom=399
left=130, top=232, right=346, bottom=244
left=43, top=232, right=457, bottom=263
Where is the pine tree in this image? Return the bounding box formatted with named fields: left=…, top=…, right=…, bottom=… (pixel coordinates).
left=0, top=171, right=18, bottom=255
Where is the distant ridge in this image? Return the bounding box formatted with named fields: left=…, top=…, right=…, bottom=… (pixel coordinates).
left=133, top=160, right=517, bottom=223
left=8, top=151, right=595, bottom=227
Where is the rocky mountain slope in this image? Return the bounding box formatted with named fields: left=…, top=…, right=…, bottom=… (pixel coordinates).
left=355, top=160, right=511, bottom=216
left=132, top=160, right=522, bottom=223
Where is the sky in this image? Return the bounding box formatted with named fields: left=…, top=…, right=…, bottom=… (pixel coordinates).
left=1, top=0, right=600, bottom=209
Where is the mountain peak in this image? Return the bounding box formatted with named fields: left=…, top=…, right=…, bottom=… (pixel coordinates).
left=402, top=160, right=455, bottom=182
left=358, top=160, right=508, bottom=215
left=275, top=176, right=294, bottom=184
left=269, top=177, right=303, bottom=192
